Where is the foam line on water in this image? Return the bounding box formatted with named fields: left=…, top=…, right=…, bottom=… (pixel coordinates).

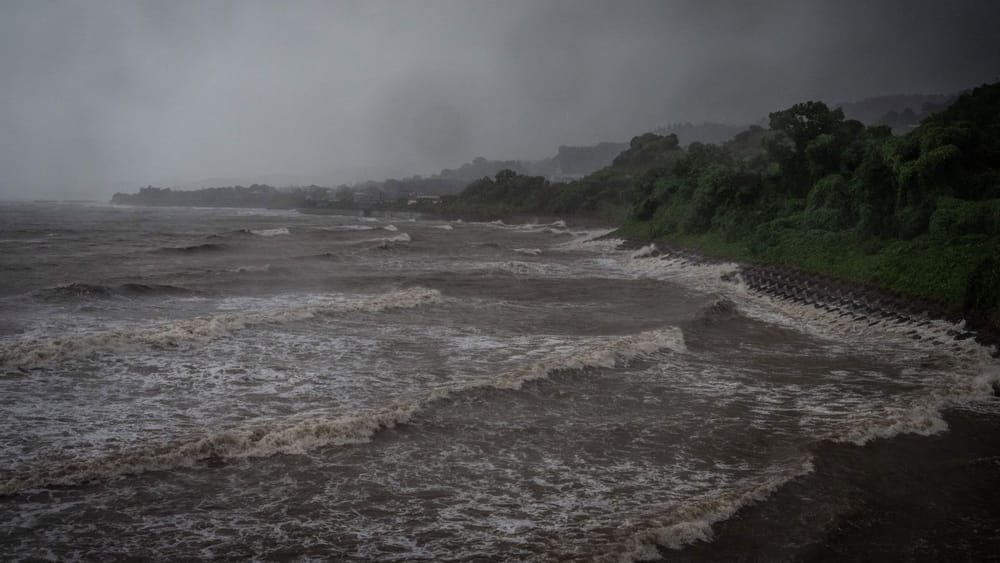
left=0, top=287, right=442, bottom=369
left=0, top=326, right=686, bottom=495
left=576, top=243, right=1000, bottom=446
left=605, top=458, right=816, bottom=561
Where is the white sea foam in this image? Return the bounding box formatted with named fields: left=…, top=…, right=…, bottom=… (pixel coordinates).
left=382, top=224, right=399, bottom=232
left=832, top=363, right=1000, bottom=445
left=478, top=219, right=570, bottom=233
left=605, top=458, right=815, bottom=562
left=0, top=287, right=442, bottom=369
left=0, top=402, right=422, bottom=496
left=513, top=248, right=542, bottom=256
left=316, top=224, right=375, bottom=231
left=248, top=227, right=290, bottom=237
left=631, top=243, right=658, bottom=259
left=229, top=263, right=271, bottom=273
left=484, top=260, right=571, bottom=277
left=490, top=327, right=687, bottom=390
left=608, top=246, right=1000, bottom=447
left=556, top=232, right=620, bottom=252
left=434, top=224, right=455, bottom=230
left=358, top=232, right=411, bottom=245
left=0, top=326, right=686, bottom=494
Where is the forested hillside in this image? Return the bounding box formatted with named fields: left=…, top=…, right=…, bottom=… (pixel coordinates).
left=442, top=82, right=1000, bottom=329
left=616, top=82, right=1000, bottom=327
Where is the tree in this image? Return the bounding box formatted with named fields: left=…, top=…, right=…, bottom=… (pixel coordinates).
left=335, top=185, right=354, bottom=204
left=768, top=101, right=846, bottom=155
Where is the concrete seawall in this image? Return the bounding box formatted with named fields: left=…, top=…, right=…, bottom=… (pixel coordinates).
left=615, top=239, right=997, bottom=354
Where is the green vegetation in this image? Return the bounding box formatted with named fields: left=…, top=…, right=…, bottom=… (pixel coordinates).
left=438, top=133, right=685, bottom=222
left=614, top=82, right=1000, bottom=327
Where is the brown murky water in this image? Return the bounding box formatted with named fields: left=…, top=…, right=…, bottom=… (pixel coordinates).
left=1, top=203, right=997, bottom=561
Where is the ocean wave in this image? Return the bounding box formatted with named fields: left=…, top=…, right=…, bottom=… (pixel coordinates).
left=248, top=227, right=290, bottom=237
left=364, top=232, right=411, bottom=246
left=0, top=238, right=46, bottom=244
left=630, top=243, right=659, bottom=259
left=832, top=365, right=1000, bottom=445
left=695, top=297, right=742, bottom=323
left=157, top=242, right=228, bottom=253
left=513, top=248, right=542, bottom=256
left=0, top=287, right=442, bottom=369
left=0, top=403, right=421, bottom=496
left=489, top=326, right=687, bottom=390
left=484, top=260, right=569, bottom=277
left=606, top=458, right=815, bottom=561
left=434, top=224, right=454, bottom=230
left=0, top=326, right=686, bottom=495
left=313, top=225, right=376, bottom=232
left=228, top=263, right=272, bottom=273
left=613, top=245, right=1000, bottom=446
left=555, top=231, right=620, bottom=251
left=34, top=282, right=199, bottom=301
left=479, top=219, right=569, bottom=233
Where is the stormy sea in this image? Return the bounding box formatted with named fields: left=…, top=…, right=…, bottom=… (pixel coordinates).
left=1, top=202, right=998, bottom=562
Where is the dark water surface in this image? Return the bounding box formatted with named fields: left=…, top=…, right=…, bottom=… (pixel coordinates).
left=1, top=202, right=997, bottom=561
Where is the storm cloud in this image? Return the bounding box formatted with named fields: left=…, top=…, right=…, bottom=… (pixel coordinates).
left=1, top=0, right=997, bottom=199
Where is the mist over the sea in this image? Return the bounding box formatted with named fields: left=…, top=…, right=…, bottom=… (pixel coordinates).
left=2, top=2, right=1000, bottom=561
left=1, top=0, right=998, bottom=199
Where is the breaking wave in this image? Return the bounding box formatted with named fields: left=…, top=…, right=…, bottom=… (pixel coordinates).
left=605, top=458, right=816, bottom=561
left=362, top=232, right=412, bottom=246
left=34, top=283, right=199, bottom=301
left=488, top=326, right=686, bottom=390
left=247, top=227, right=290, bottom=237
left=0, top=326, right=686, bottom=495
left=0, top=287, right=442, bottom=369
left=157, top=242, right=228, bottom=253
left=621, top=245, right=1000, bottom=445
left=313, top=224, right=376, bottom=232
left=228, top=263, right=272, bottom=273
left=0, top=404, right=422, bottom=496
left=513, top=248, right=542, bottom=256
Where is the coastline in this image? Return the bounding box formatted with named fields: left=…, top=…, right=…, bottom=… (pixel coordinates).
left=658, top=408, right=1000, bottom=562
left=611, top=238, right=1000, bottom=561
left=613, top=238, right=1000, bottom=353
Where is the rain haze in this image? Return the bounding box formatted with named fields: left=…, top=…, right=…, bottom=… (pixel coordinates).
left=1, top=0, right=998, bottom=199
left=4, top=3, right=1000, bottom=562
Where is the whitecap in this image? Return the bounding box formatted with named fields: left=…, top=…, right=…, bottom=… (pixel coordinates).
left=248, top=227, right=290, bottom=237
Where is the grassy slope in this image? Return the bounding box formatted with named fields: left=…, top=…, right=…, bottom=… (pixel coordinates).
left=616, top=220, right=996, bottom=309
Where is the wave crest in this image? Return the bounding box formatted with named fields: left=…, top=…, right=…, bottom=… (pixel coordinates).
left=604, top=458, right=815, bottom=561
left=157, top=242, right=228, bottom=253
left=34, top=283, right=200, bottom=301
left=1, top=287, right=442, bottom=369
left=0, top=403, right=421, bottom=496
left=0, top=326, right=686, bottom=495
left=248, top=227, right=290, bottom=237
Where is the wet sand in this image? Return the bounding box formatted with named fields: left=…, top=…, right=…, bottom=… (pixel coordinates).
left=659, top=408, right=1000, bottom=561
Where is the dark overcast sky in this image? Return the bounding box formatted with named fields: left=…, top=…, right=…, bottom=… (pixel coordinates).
left=1, top=0, right=998, bottom=199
